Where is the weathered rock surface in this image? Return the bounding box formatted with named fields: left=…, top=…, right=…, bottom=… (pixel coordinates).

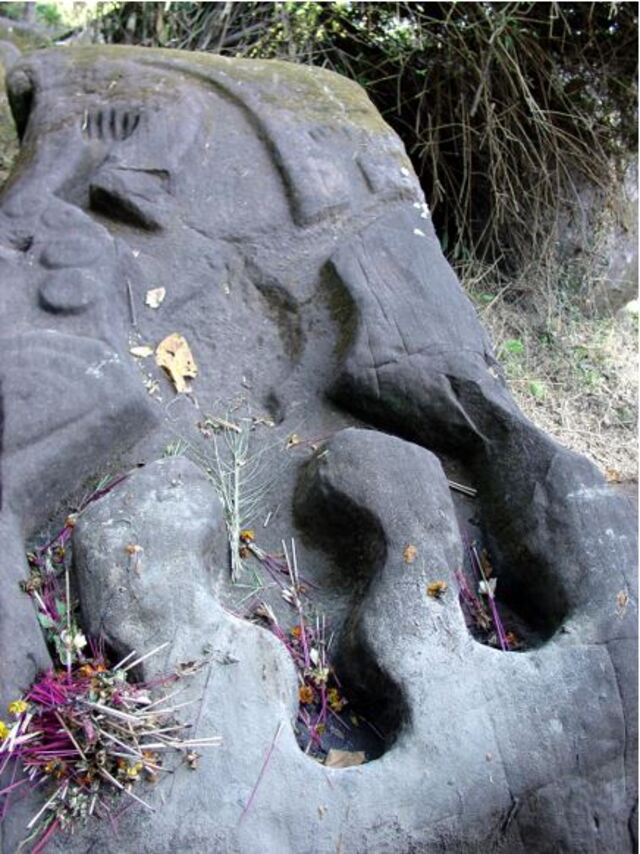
left=0, top=45, right=636, bottom=853
left=556, top=157, right=639, bottom=314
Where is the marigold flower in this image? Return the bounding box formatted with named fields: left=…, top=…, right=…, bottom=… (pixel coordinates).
left=8, top=699, right=28, bottom=717
left=426, top=580, right=448, bottom=599
left=0, top=721, right=9, bottom=740
left=290, top=626, right=302, bottom=639
left=327, top=688, right=346, bottom=712
left=44, top=759, right=67, bottom=778
left=298, top=684, right=314, bottom=705
left=79, top=662, right=107, bottom=677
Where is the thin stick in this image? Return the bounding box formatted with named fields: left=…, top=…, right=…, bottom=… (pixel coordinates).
left=121, top=642, right=170, bottom=673
left=80, top=701, right=139, bottom=723
left=138, top=698, right=203, bottom=717
left=113, top=649, right=138, bottom=671
left=447, top=479, right=477, bottom=497
left=140, top=686, right=186, bottom=711
left=99, top=768, right=155, bottom=812
left=27, top=783, right=65, bottom=829
left=95, top=727, right=144, bottom=758
left=65, top=567, right=72, bottom=676
left=126, top=278, right=137, bottom=328
left=107, top=753, right=171, bottom=773
left=239, top=722, right=283, bottom=822
left=471, top=544, right=509, bottom=651
left=54, top=712, right=87, bottom=761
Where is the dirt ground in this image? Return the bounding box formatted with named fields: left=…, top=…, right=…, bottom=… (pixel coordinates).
left=463, top=263, right=638, bottom=483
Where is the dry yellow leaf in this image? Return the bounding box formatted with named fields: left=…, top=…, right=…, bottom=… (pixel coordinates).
left=616, top=590, right=629, bottom=617
left=403, top=544, right=418, bottom=564
left=155, top=333, right=198, bottom=393
left=324, top=749, right=365, bottom=769
left=125, top=543, right=143, bottom=555
left=129, top=345, right=154, bottom=358
left=145, top=287, right=166, bottom=308
left=426, top=580, right=448, bottom=599
left=605, top=467, right=622, bottom=483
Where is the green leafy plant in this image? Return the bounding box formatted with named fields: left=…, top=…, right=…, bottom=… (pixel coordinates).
left=503, top=338, right=525, bottom=356
left=528, top=380, right=546, bottom=400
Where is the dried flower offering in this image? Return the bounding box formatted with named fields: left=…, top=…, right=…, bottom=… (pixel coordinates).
left=0, top=490, right=221, bottom=851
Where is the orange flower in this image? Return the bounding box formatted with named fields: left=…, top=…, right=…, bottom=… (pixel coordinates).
left=426, top=580, right=448, bottom=599
left=298, top=684, right=314, bottom=705
left=290, top=626, right=302, bottom=639
left=79, top=662, right=107, bottom=678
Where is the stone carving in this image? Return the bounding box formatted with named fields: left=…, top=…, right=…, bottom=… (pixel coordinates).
left=0, top=46, right=636, bottom=853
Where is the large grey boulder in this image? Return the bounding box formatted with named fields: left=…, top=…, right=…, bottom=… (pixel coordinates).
left=0, top=45, right=636, bottom=853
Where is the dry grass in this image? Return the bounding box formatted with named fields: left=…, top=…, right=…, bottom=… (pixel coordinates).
left=463, top=261, right=638, bottom=480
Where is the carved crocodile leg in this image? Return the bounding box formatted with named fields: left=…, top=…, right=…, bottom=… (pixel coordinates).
left=295, top=426, right=630, bottom=851
left=324, top=205, right=637, bottom=836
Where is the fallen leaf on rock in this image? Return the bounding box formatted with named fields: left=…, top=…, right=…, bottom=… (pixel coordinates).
left=426, top=580, right=447, bottom=598
left=175, top=658, right=209, bottom=677
left=252, top=415, right=275, bottom=428
left=199, top=415, right=242, bottom=435
left=403, top=544, right=418, bottom=564
left=144, top=378, right=160, bottom=396
left=145, top=287, right=166, bottom=308
left=605, top=467, right=622, bottom=483
left=129, top=345, right=154, bottom=358
left=324, top=749, right=365, bottom=769
left=616, top=590, right=629, bottom=617
left=155, top=333, right=198, bottom=393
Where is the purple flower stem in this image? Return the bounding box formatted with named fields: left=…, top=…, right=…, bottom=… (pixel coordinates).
left=239, top=721, right=283, bottom=823
left=469, top=544, right=509, bottom=651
